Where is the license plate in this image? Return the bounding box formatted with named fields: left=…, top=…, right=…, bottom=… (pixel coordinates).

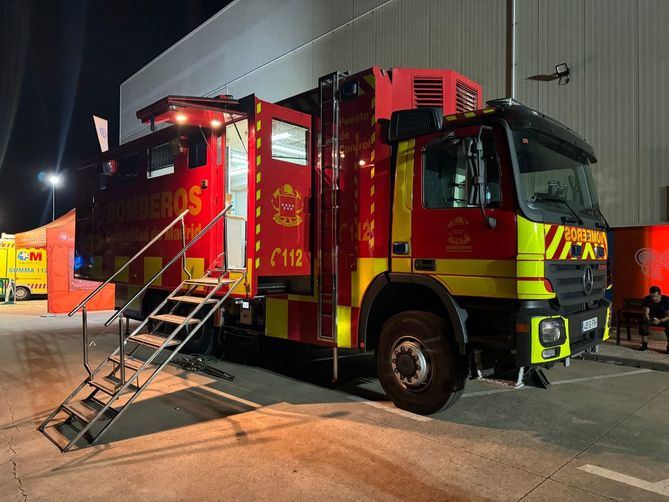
left=582, top=317, right=598, bottom=332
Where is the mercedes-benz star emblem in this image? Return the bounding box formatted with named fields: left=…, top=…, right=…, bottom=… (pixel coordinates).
left=582, top=265, right=594, bottom=295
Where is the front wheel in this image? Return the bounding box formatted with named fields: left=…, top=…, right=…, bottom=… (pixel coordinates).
left=14, top=286, right=31, bottom=301
left=377, top=311, right=465, bottom=415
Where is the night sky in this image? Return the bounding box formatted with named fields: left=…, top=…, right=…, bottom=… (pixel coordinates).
left=0, top=0, right=231, bottom=233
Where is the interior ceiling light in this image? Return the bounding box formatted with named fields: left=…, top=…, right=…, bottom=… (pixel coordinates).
left=210, top=119, right=222, bottom=128
left=175, top=113, right=187, bottom=123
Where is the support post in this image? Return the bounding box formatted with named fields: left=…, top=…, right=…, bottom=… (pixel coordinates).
left=82, top=306, right=92, bottom=380
left=118, top=314, right=126, bottom=385
left=332, top=346, right=338, bottom=383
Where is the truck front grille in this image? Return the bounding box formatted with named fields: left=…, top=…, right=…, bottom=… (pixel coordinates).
left=545, top=261, right=606, bottom=307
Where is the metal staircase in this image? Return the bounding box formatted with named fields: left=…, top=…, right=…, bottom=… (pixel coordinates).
left=39, top=204, right=245, bottom=452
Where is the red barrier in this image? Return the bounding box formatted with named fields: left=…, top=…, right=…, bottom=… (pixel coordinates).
left=45, top=210, right=115, bottom=314
left=613, top=225, right=669, bottom=309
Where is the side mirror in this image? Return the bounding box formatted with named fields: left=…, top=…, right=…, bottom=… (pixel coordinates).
left=387, top=107, right=443, bottom=143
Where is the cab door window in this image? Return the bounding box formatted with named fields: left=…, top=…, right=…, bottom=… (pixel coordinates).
left=422, top=132, right=500, bottom=209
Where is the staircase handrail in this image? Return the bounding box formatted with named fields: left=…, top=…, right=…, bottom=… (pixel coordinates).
left=68, top=209, right=191, bottom=317
left=104, top=203, right=233, bottom=327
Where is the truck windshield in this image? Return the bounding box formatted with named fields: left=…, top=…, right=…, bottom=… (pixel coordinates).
left=513, top=128, right=601, bottom=223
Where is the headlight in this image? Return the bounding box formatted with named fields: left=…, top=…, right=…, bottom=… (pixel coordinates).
left=539, top=319, right=564, bottom=346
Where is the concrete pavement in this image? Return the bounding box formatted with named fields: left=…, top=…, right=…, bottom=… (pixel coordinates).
left=1, top=300, right=668, bottom=501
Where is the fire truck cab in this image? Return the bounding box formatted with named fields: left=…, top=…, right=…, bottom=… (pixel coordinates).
left=74, top=67, right=610, bottom=414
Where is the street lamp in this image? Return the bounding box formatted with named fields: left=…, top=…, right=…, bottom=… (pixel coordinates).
left=47, top=173, right=61, bottom=221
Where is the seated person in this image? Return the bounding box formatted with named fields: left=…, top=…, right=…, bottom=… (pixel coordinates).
left=640, top=285, right=669, bottom=353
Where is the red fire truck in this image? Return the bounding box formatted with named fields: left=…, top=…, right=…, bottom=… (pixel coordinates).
left=72, top=66, right=610, bottom=415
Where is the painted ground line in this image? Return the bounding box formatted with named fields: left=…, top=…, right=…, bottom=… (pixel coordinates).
left=346, top=396, right=432, bottom=422
left=579, top=464, right=669, bottom=497
left=462, top=368, right=654, bottom=398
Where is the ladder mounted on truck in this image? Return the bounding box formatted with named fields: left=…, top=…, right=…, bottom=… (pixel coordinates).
left=317, top=71, right=346, bottom=345
left=38, top=205, right=245, bottom=452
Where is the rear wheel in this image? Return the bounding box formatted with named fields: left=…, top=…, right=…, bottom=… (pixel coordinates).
left=377, top=311, right=465, bottom=415
left=14, top=286, right=31, bottom=301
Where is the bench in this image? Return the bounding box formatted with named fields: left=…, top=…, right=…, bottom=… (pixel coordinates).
left=615, top=297, right=668, bottom=345
left=616, top=298, right=644, bottom=345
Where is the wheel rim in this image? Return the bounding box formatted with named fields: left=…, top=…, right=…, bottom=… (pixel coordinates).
left=390, top=336, right=432, bottom=389
left=15, top=288, right=28, bottom=300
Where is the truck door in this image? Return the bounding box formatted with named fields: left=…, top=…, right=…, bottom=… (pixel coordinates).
left=251, top=99, right=312, bottom=279
left=408, top=126, right=517, bottom=297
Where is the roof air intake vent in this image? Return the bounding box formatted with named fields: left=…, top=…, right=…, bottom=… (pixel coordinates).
left=413, top=76, right=444, bottom=108
left=455, top=81, right=478, bottom=112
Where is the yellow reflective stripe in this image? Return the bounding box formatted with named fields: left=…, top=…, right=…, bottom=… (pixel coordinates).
left=337, top=305, right=352, bottom=348
left=517, top=279, right=555, bottom=299
left=546, top=226, right=564, bottom=259
left=143, top=256, right=163, bottom=287
left=351, top=257, right=388, bottom=307
left=265, top=298, right=288, bottom=339
left=603, top=305, right=611, bottom=341
left=114, top=256, right=130, bottom=282
left=412, top=259, right=516, bottom=277
left=517, top=216, right=544, bottom=255
left=391, top=139, right=414, bottom=265
left=516, top=260, right=543, bottom=278
left=363, top=73, right=375, bottom=89
left=436, top=276, right=516, bottom=299
left=391, top=257, right=412, bottom=273
left=559, top=242, right=571, bottom=259
left=182, top=257, right=204, bottom=283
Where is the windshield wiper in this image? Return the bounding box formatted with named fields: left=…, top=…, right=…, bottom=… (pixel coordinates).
left=531, top=193, right=584, bottom=225
left=593, top=206, right=610, bottom=230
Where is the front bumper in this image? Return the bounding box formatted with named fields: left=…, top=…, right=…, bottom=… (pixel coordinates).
left=516, top=299, right=611, bottom=366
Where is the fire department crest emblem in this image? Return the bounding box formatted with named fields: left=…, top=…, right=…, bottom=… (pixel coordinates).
left=271, top=183, right=303, bottom=227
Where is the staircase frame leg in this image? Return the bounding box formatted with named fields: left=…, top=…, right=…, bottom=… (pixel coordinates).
left=91, top=276, right=245, bottom=447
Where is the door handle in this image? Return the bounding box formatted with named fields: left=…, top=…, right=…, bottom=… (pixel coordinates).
left=414, top=259, right=436, bottom=271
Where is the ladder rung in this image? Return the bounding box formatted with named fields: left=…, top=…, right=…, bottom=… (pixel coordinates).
left=89, top=377, right=138, bottom=396
left=63, top=399, right=117, bottom=424
left=109, top=354, right=149, bottom=371
left=149, top=314, right=199, bottom=325
left=128, top=332, right=180, bottom=348
left=168, top=295, right=217, bottom=305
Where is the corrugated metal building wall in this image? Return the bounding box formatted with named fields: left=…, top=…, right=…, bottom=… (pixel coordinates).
left=120, top=0, right=668, bottom=227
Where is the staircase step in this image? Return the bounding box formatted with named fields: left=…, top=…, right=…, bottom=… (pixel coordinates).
left=63, top=399, right=117, bottom=423
left=109, top=354, right=148, bottom=371
left=41, top=423, right=75, bottom=451
left=89, top=376, right=138, bottom=396
left=168, top=295, right=217, bottom=305
left=185, top=277, right=236, bottom=286
left=128, top=332, right=180, bottom=349
left=149, top=314, right=199, bottom=325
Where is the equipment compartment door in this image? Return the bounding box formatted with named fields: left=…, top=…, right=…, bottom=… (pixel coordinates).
left=252, top=99, right=312, bottom=277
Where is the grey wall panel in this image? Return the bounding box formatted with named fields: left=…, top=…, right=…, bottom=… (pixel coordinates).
left=120, top=0, right=669, bottom=226
left=461, top=0, right=507, bottom=102
left=515, top=0, right=586, bottom=133
left=350, top=5, right=377, bottom=70
left=312, top=23, right=354, bottom=80
left=639, top=0, right=669, bottom=224
left=121, top=0, right=320, bottom=142
left=582, top=0, right=639, bottom=227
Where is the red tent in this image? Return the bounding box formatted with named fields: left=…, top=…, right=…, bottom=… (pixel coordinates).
left=16, top=210, right=115, bottom=314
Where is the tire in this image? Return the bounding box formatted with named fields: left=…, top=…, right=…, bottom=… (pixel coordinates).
left=180, top=324, right=215, bottom=355
left=377, top=311, right=465, bottom=415
left=14, top=286, right=31, bottom=301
